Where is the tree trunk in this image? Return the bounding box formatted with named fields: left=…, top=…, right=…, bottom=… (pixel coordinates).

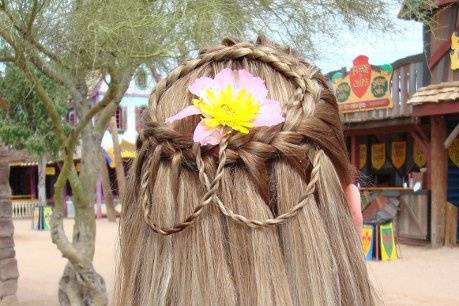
left=109, top=117, right=126, bottom=200
left=97, top=151, right=117, bottom=222
left=56, top=128, right=108, bottom=305
left=38, top=155, right=47, bottom=206
left=0, top=146, right=19, bottom=303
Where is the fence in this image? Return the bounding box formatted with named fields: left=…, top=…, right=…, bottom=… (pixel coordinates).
left=12, top=199, right=37, bottom=219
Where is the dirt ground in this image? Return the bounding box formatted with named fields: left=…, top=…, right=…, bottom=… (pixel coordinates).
left=12, top=219, right=459, bottom=305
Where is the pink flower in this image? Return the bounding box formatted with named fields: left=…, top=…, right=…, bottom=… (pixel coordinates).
left=166, top=68, right=284, bottom=146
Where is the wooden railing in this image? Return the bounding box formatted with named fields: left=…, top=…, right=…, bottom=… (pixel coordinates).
left=12, top=199, right=37, bottom=219
left=340, top=54, right=426, bottom=123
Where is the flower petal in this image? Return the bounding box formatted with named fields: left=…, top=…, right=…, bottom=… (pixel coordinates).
left=236, top=69, right=268, bottom=101
left=252, top=99, right=284, bottom=127
left=189, top=77, right=218, bottom=97
left=165, top=105, right=201, bottom=124
left=214, top=68, right=235, bottom=90
left=193, top=121, right=225, bottom=146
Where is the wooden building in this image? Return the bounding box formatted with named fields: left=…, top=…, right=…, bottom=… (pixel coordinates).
left=328, top=0, right=459, bottom=247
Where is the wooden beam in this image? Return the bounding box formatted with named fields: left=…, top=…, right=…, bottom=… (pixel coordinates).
left=444, top=123, right=459, bottom=148
left=430, top=116, right=448, bottom=247
left=413, top=102, right=459, bottom=117
left=445, top=202, right=458, bottom=246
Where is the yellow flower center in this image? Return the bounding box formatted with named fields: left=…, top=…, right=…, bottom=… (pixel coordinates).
left=192, top=85, right=260, bottom=134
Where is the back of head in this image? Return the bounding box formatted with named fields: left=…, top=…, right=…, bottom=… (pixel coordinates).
left=115, top=38, right=375, bottom=306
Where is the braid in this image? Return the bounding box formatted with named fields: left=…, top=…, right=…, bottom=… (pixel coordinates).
left=136, top=40, right=349, bottom=235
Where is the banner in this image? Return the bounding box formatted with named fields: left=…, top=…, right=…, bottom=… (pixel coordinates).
left=371, top=143, right=386, bottom=170
left=380, top=222, right=397, bottom=261
left=331, top=55, right=393, bottom=113
left=359, top=144, right=367, bottom=169
left=45, top=166, right=55, bottom=176
left=391, top=141, right=406, bottom=169
left=448, top=138, right=459, bottom=167
left=413, top=141, right=427, bottom=168
left=362, top=224, right=374, bottom=261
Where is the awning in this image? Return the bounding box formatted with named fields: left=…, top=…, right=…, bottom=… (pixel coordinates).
left=408, top=81, right=459, bottom=105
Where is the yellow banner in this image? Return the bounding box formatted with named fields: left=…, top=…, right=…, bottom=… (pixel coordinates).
left=380, top=222, right=398, bottom=261
left=448, top=138, right=459, bottom=167
left=371, top=143, right=386, bottom=170
left=413, top=141, right=427, bottom=168
left=359, top=144, right=367, bottom=169
left=391, top=141, right=406, bottom=169
left=45, top=166, right=55, bottom=176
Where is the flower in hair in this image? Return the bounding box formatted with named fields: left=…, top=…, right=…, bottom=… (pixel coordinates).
left=165, top=68, right=285, bottom=146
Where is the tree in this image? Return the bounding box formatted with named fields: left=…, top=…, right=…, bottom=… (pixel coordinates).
left=0, top=65, right=68, bottom=207
left=0, top=0, right=397, bottom=304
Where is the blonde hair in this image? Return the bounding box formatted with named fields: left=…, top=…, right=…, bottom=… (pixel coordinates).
left=115, top=38, right=375, bottom=305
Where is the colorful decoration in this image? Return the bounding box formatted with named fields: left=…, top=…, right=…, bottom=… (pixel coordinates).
left=450, top=32, right=459, bottom=70
left=135, top=67, right=149, bottom=90
left=332, top=55, right=393, bottom=113
left=413, top=141, right=427, bottom=168
left=166, top=69, right=284, bottom=146
left=379, top=222, right=398, bottom=261
left=391, top=141, right=406, bottom=169
left=32, top=205, right=53, bottom=231
left=448, top=138, right=459, bottom=167
left=362, top=224, right=374, bottom=261
left=371, top=143, right=386, bottom=170
left=359, top=144, right=367, bottom=169
left=45, top=166, right=55, bottom=176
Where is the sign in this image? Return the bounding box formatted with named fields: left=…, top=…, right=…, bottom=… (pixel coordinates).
left=31, top=205, right=53, bottom=231
left=448, top=138, right=459, bottom=167
left=371, top=143, right=386, bottom=170
left=362, top=224, right=374, bottom=261
left=379, top=222, right=397, bottom=261
left=413, top=141, right=427, bottom=168
left=46, top=166, right=55, bottom=176
left=75, top=162, right=81, bottom=172
left=391, top=141, right=406, bottom=169
left=451, top=32, right=459, bottom=70
left=332, top=55, right=393, bottom=113
left=359, top=144, right=367, bottom=169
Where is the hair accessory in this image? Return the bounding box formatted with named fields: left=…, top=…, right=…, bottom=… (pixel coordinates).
left=165, top=68, right=285, bottom=146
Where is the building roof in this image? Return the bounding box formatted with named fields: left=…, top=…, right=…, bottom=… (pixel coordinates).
left=398, top=0, right=454, bottom=21
left=408, top=81, right=459, bottom=105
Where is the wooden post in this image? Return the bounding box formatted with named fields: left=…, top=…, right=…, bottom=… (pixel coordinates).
left=430, top=116, right=448, bottom=247
left=445, top=202, right=458, bottom=246
left=351, top=135, right=359, bottom=168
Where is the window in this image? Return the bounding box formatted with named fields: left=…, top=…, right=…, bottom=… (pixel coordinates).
left=115, top=107, right=126, bottom=130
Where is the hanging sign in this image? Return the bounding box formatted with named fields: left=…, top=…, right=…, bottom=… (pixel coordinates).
left=413, top=141, right=427, bottom=168
left=448, top=138, right=459, bottom=167
left=359, top=144, right=367, bottom=169
left=450, top=32, right=459, bottom=70
left=331, top=55, right=393, bottom=113
left=391, top=141, right=406, bottom=169
left=371, top=143, right=386, bottom=170
left=380, top=222, right=398, bottom=261
left=45, top=166, right=55, bottom=176
left=362, top=224, right=374, bottom=261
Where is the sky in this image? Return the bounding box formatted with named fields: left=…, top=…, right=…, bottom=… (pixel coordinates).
left=316, top=5, right=424, bottom=73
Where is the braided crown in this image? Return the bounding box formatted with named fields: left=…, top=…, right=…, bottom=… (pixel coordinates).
left=134, top=38, right=351, bottom=235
